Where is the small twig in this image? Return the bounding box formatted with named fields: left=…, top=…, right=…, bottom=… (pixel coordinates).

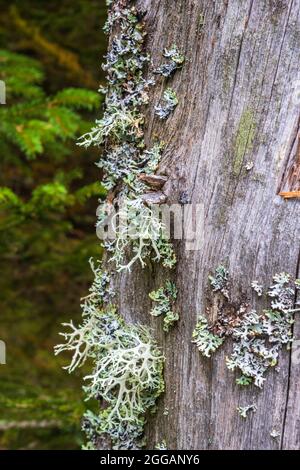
left=279, top=191, right=300, bottom=199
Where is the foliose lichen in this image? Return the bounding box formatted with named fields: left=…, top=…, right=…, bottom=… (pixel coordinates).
left=155, top=440, right=168, bottom=450
left=208, top=265, right=229, bottom=299
left=193, top=269, right=300, bottom=390
left=149, top=280, right=179, bottom=333
left=155, top=88, right=178, bottom=120
left=237, top=403, right=257, bottom=419
left=155, top=45, right=185, bottom=77
left=192, top=316, right=224, bottom=357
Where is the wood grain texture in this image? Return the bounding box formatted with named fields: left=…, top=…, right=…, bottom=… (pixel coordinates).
left=112, top=0, right=300, bottom=449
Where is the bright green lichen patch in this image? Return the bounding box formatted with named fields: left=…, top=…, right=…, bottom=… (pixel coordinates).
left=233, top=108, right=256, bottom=176
left=149, top=280, right=179, bottom=332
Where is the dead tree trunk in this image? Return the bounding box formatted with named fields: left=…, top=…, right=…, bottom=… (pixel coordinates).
left=115, top=0, right=300, bottom=449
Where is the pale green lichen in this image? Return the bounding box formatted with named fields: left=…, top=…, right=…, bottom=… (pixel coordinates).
left=149, top=280, right=179, bottom=332
left=155, top=440, right=168, bottom=450
left=192, top=315, right=225, bottom=357
left=55, top=262, right=164, bottom=450
left=208, top=265, right=229, bottom=299
left=155, top=45, right=184, bottom=77
left=56, top=0, right=185, bottom=449
left=233, top=108, right=256, bottom=176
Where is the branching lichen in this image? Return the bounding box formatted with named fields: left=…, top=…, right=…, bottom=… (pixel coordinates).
left=149, top=280, right=179, bottom=332
left=55, top=262, right=164, bottom=449
left=57, top=0, right=185, bottom=449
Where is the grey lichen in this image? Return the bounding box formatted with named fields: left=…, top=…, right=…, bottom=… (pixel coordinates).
left=237, top=403, right=257, bottom=419
left=149, top=280, right=179, bottom=333
left=193, top=268, right=299, bottom=390
left=251, top=280, right=263, bottom=297
left=155, top=440, right=168, bottom=450
left=208, top=265, right=229, bottom=299
left=155, top=45, right=185, bottom=77
left=155, top=88, right=178, bottom=120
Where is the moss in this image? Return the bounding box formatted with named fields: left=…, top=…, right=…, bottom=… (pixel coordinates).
left=233, top=108, right=256, bottom=176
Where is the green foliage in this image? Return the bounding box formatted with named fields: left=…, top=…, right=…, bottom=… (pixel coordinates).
left=0, top=49, right=101, bottom=159
left=0, top=46, right=105, bottom=449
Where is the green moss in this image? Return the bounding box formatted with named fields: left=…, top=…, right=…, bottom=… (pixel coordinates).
left=233, top=108, right=256, bottom=176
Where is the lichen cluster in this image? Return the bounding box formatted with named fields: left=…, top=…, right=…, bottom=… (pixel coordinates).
left=155, top=88, right=178, bottom=120
left=56, top=0, right=184, bottom=449
left=149, top=280, right=179, bottom=333
left=193, top=268, right=300, bottom=391
left=79, top=3, right=178, bottom=272
left=55, top=260, right=164, bottom=449
left=192, top=316, right=224, bottom=357
left=155, top=44, right=185, bottom=77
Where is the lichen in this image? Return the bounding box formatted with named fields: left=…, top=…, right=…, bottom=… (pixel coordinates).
left=233, top=108, right=256, bottom=176
left=193, top=269, right=299, bottom=390
left=149, top=280, right=179, bottom=332
left=55, top=261, right=164, bottom=450
left=155, top=45, right=184, bottom=77
left=155, top=88, right=178, bottom=120
left=237, top=403, right=257, bottom=419
left=155, top=440, right=168, bottom=450
left=192, top=316, right=225, bottom=357
left=56, top=0, right=185, bottom=449
left=208, top=265, right=229, bottom=299
left=251, top=280, right=263, bottom=297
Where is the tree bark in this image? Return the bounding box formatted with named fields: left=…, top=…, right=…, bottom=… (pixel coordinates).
left=115, top=0, right=300, bottom=449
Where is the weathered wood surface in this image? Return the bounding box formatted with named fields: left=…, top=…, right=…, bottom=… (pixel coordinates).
left=115, top=0, right=300, bottom=449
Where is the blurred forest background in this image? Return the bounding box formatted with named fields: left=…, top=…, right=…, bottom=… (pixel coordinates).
left=0, top=0, right=107, bottom=449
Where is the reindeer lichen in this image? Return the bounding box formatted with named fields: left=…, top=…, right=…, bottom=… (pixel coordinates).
left=55, top=261, right=164, bottom=449
left=149, top=280, right=179, bottom=332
